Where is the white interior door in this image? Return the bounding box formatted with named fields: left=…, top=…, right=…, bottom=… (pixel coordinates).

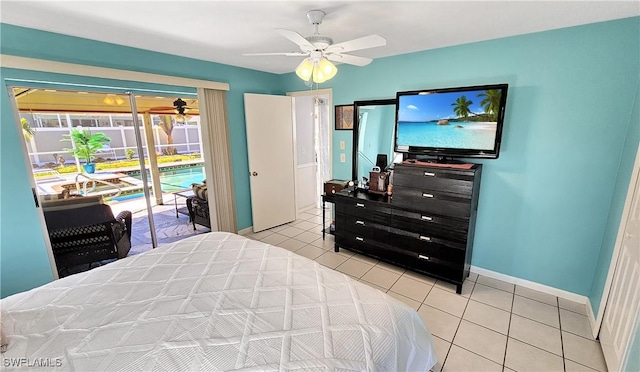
left=600, top=161, right=640, bottom=371
left=244, top=93, right=296, bottom=232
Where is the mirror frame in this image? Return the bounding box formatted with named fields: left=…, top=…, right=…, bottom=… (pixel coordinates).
left=352, top=98, right=397, bottom=182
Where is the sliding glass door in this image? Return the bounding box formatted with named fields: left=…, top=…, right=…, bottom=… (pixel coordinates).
left=10, top=85, right=204, bottom=276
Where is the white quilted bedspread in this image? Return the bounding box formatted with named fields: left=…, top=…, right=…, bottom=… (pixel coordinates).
left=1, top=232, right=436, bottom=371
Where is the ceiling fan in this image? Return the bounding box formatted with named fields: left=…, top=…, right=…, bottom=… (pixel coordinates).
left=148, top=98, right=193, bottom=121
left=244, top=10, right=386, bottom=84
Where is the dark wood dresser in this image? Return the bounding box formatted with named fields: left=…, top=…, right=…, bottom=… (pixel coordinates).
left=328, top=162, right=482, bottom=293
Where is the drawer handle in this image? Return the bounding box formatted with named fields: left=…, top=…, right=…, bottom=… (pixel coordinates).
left=356, top=203, right=365, bottom=208
left=419, top=236, right=431, bottom=241
left=355, top=237, right=364, bottom=242
left=421, top=216, right=433, bottom=221
left=422, top=193, right=434, bottom=198
left=424, top=172, right=436, bottom=177
left=355, top=220, right=365, bottom=225
left=418, top=255, right=430, bottom=261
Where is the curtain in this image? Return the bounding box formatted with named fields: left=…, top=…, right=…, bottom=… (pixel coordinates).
left=197, top=88, right=237, bottom=233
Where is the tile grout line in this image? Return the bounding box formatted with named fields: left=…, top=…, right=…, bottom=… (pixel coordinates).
left=471, top=295, right=569, bottom=333
left=453, top=343, right=507, bottom=369
left=558, top=296, right=567, bottom=372
left=440, top=280, right=475, bottom=371
left=376, top=268, right=404, bottom=294
left=501, top=283, right=516, bottom=372
left=358, top=261, right=376, bottom=281
left=559, top=306, right=589, bottom=316
left=480, top=278, right=586, bottom=313
left=429, top=335, right=452, bottom=372
left=477, top=279, right=546, bottom=302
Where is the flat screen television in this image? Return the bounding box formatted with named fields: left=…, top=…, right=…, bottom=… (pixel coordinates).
left=395, top=84, right=508, bottom=160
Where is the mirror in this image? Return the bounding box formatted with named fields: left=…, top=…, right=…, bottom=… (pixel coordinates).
left=352, top=99, right=397, bottom=183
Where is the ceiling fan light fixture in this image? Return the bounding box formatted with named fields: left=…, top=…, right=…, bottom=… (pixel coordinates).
left=296, top=57, right=337, bottom=84
left=103, top=95, right=115, bottom=105
left=312, top=68, right=326, bottom=84
left=102, top=94, right=125, bottom=106
left=317, top=58, right=337, bottom=80
left=295, top=58, right=314, bottom=81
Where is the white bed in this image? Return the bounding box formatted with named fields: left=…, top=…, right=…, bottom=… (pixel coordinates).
left=1, top=232, right=436, bottom=371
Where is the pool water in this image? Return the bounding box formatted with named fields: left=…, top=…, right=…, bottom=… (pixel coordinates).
left=111, top=165, right=205, bottom=202
left=151, top=165, right=206, bottom=192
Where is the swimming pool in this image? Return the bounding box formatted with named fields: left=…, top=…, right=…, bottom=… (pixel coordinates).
left=111, top=164, right=205, bottom=201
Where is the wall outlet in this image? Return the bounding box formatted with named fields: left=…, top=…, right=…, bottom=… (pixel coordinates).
left=340, top=153, right=346, bottom=163
left=340, top=140, right=345, bottom=150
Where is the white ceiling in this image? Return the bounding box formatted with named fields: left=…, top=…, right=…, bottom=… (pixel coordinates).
left=2, top=1, right=639, bottom=74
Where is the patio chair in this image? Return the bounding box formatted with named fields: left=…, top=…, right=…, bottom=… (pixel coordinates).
left=186, top=182, right=211, bottom=229
left=42, top=195, right=132, bottom=277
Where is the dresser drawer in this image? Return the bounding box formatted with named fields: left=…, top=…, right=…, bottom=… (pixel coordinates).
left=335, top=228, right=388, bottom=260
left=337, top=213, right=389, bottom=236
left=388, top=248, right=464, bottom=283
left=393, top=165, right=475, bottom=196
left=391, top=208, right=469, bottom=241
left=389, top=231, right=465, bottom=263
left=335, top=199, right=391, bottom=224
left=392, top=188, right=472, bottom=219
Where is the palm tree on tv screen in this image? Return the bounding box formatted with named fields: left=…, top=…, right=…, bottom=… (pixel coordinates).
left=451, top=96, right=473, bottom=119
left=478, top=89, right=502, bottom=121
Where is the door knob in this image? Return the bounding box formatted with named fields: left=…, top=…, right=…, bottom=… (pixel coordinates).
left=252, top=171, right=258, bottom=176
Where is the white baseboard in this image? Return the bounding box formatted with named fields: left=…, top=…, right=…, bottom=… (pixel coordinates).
left=237, top=226, right=253, bottom=236
left=587, top=298, right=599, bottom=339
left=470, top=265, right=597, bottom=336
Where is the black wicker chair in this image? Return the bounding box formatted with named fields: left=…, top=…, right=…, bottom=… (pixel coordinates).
left=186, top=195, right=211, bottom=229
left=42, top=197, right=132, bottom=277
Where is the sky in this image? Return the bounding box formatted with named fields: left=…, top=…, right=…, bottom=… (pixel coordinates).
left=398, top=90, right=491, bottom=122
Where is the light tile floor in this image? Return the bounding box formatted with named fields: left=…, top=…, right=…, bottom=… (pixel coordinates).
left=242, top=206, right=607, bottom=372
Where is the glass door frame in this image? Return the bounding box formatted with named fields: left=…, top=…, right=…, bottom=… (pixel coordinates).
left=6, top=83, right=199, bottom=273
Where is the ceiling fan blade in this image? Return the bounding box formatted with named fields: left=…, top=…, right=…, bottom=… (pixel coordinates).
left=327, top=53, right=372, bottom=67
left=326, top=35, right=386, bottom=53
left=275, top=29, right=314, bottom=52
left=243, top=52, right=309, bottom=57
left=149, top=106, right=175, bottom=111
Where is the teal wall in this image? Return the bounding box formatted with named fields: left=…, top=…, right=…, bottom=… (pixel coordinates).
left=0, top=68, right=56, bottom=296
left=0, top=24, right=282, bottom=297
left=282, top=17, right=640, bottom=299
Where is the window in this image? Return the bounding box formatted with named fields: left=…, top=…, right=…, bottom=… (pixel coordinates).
left=25, top=113, right=63, bottom=128
left=97, top=116, right=112, bottom=127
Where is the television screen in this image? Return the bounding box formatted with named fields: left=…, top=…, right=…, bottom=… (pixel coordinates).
left=395, top=84, right=508, bottom=159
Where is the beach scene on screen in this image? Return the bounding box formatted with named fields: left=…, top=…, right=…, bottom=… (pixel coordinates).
left=397, top=89, right=502, bottom=150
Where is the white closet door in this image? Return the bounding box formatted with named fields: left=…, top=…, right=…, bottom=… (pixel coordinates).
left=600, top=163, right=640, bottom=371
left=244, top=93, right=296, bottom=232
